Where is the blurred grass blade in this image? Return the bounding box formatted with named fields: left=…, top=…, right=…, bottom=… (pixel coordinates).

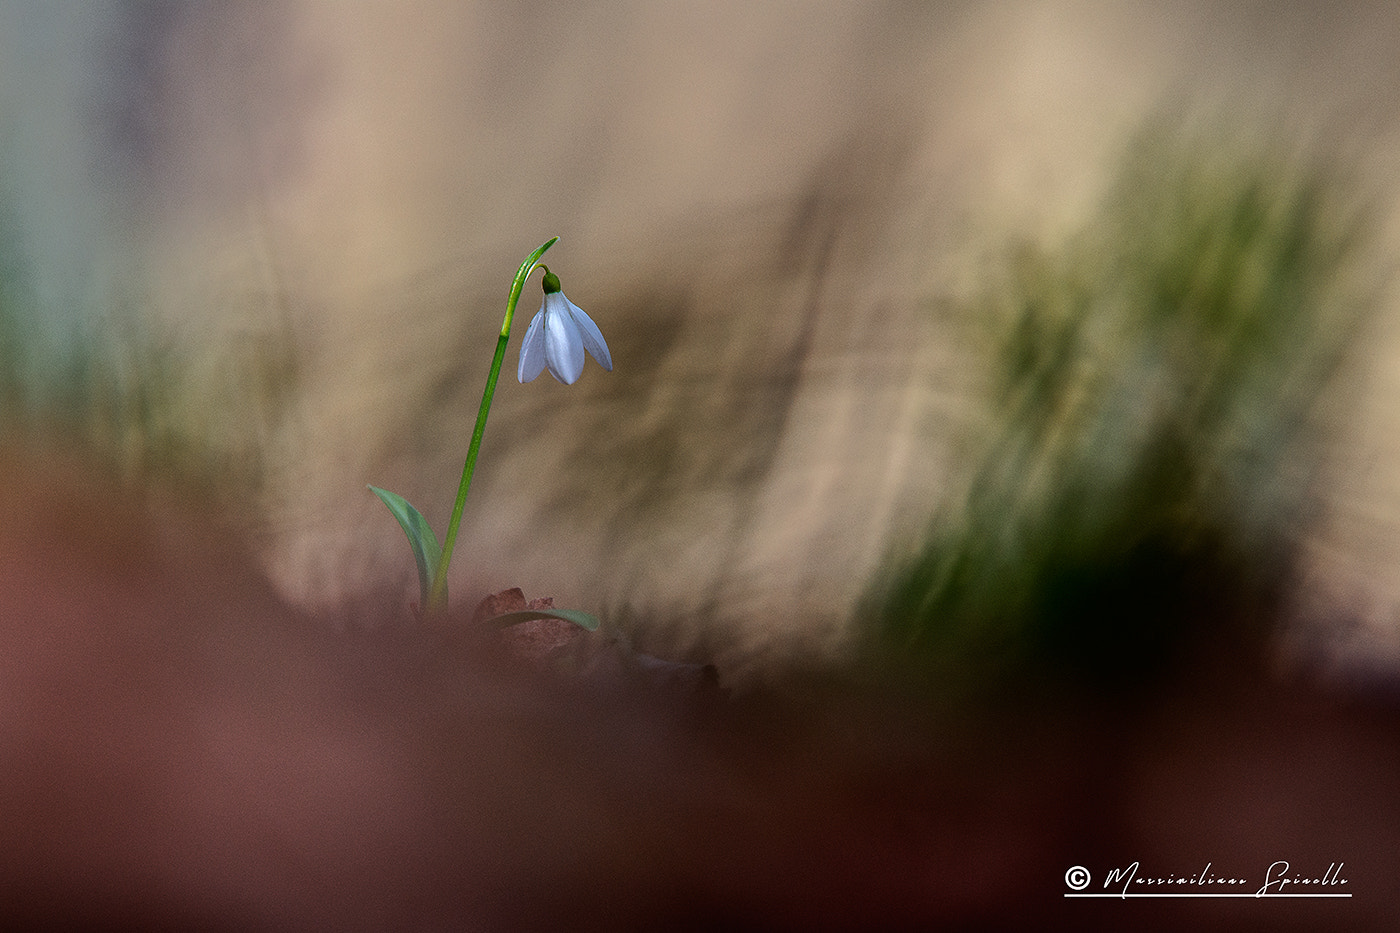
left=368, top=485, right=445, bottom=609
left=865, top=113, right=1379, bottom=690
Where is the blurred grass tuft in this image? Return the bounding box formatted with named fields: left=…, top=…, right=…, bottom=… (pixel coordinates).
left=0, top=189, right=298, bottom=506
left=864, top=114, right=1383, bottom=693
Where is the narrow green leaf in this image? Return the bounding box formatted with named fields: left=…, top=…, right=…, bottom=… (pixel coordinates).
left=368, top=485, right=445, bottom=609
left=482, top=608, right=601, bottom=632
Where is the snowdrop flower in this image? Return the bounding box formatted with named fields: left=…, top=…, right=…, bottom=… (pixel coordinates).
left=517, top=269, right=613, bottom=385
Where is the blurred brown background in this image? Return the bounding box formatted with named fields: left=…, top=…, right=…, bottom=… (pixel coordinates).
left=3, top=0, right=1400, bottom=678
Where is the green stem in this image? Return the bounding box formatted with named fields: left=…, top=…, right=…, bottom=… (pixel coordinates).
left=427, top=236, right=558, bottom=612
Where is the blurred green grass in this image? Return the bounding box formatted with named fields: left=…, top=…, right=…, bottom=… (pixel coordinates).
left=0, top=191, right=297, bottom=503
left=864, top=115, right=1383, bottom=692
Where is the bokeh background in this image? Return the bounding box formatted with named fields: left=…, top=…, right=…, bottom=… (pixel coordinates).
left=4, top=0, right=1400, bottom=684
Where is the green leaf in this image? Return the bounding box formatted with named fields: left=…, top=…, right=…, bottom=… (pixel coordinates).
left=368, top=485, right=445, bottom=610
left=516, top=236, right=559, bottom=285
left=482, top=608, right=601, bottom=632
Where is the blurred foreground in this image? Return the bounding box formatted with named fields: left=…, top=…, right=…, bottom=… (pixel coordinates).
left=0, top=445, right=1396, bottom=930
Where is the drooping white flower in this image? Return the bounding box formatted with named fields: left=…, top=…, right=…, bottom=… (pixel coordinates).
left=517, top=270, right=613, bottom=385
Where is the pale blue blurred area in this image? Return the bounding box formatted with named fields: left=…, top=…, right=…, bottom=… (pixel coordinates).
left=0, top=2, right=111, bottom=372
left=2, top=0, right=1400, bottom=679
left=0, top=0, right=311, bottom=476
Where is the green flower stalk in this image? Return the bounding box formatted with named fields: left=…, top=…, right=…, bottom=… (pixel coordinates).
left=368, top=237, right=608, bottom=629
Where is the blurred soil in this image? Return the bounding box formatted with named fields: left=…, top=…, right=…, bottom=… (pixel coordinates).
left=0, top=446, right=1396, bottom=931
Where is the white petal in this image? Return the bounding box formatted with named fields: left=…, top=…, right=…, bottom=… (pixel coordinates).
left=517, top=308, right=548, bottom=382
left=543, top=293, right=585, bottom=384
left=563, top=296, right=612, bottom=372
